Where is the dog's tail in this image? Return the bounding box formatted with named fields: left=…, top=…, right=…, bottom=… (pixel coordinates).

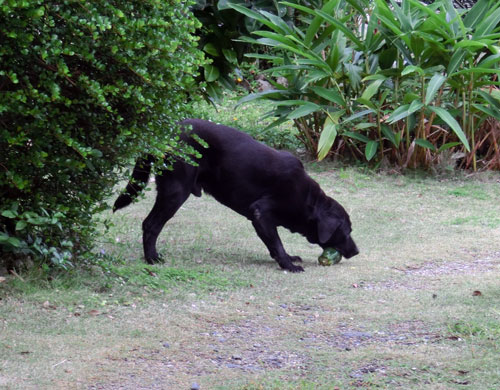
left=113, top=155, right=155, bottom=212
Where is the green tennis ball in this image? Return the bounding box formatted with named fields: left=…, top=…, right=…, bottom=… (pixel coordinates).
left=318, top=248, right=342, bottom=266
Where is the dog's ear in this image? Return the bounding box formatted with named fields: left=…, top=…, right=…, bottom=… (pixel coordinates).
left=318, top=217, right=341, bottom=244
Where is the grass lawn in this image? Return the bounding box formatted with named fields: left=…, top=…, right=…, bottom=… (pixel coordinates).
left=1, top=163, right=499, bottom=389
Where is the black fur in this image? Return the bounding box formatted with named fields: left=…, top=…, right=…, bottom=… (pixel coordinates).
left=113, top=155, right=155, bottom=211
left=114, top=119, right=359, bottom=272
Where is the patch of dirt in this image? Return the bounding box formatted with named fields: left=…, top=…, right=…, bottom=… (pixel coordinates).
left=206, top=318, right=310, bottom=372
left=354, top=280, right=417, bottom=291
left=275, top=302, right=325, bottom=324
left=358, top=253, right=500, bottom=291
left=349, top=360, right=388, bottom=381
left=300, top=320, right=442, bottom=351
left=88, top=318, right=311, bottom=390
left=346, top=359, right=421, bottom=388
left=396, top=254, right=499, bottom=277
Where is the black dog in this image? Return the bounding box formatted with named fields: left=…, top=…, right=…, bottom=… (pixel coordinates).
left=114, top=119, right=359, bottom=272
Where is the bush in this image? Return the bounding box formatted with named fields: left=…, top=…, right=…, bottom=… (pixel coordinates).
left=0, top=1, right=205, bottom=267
left=192, top=93, right=302, bottom=151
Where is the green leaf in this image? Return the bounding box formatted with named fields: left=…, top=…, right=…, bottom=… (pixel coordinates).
left=204, top=64, right=220, bottom=82
left=363, top=74, right=388, bottom=81
left=389, top=0, right=411, bottom=31
left=478, top=53, right=500, bottom=69
left=317, top=117, right=338, bottom=161
left=282, top=1, right=341, bottom=47
left=379, top=47, right=398, bottom=69
left=473, top=104, right=500, bottom=120
left=425, top=74, right=446, bottom=105
left=203, top=43, right=219, bottom=57
left=402, top=65, right=424, bottom=76
left=222, top=49, right=237, bottom=64
left=227, top=3, right=280, bottom=32
left=345, top=0, right=366, bottom=14
left=356, top=97, right=377, bottom=110
left=235, top=89, right=287, bottom=107
left=90, top=149, right=102, bottom=158
left=387, top=105, right=410, bottom=124
left=365, top=141, right=378, bottom=161
left=361, top=79, right=385, bottom=101
left=276, top=100, right=316, bottom=107
left=315, top=10, right=363, bottom=49
left=309, top=86, right=346, bottom=107
left=463, top=0, right=491, bottom=29
left=428, top=106, right=470, bottom=151
left=343, top=131, right=371, bottom=143
left=253, top=31, right=296, bottom=48
left=308, top=0, right=340, bottom=47
left=403, top=93, right=420, bottom=104
left=451, top=67, right=500, bottom=76
left=205, top=83, right=223, bottom=103
left=477, top=90, right=500, bottom=111
left=254, top=34, right=320, bottom=62
left=0, top=233, right=22, bottom=248
left=262, top=116, right=290, bottom=131
left=259, top=10, right=293, bottom=35
left=8, top=236, right=22, bottom=248
left=381, top=125, right=399, bottom=147
left=16, top=220, right=27, bottom=231
left=473, top=7, right=500, bottom=38
left=343, top=109, right=375, bottom=123
left=1, top=210, right=17, bottom=219
left=438, top=142, right=461, bottom=152
left=287, top=103, right=321, bottom=120
left=355, top=123, right=376, bottom=130
left=374, top=0, right=409, bottom=47
left=387, top=101, right=424, bottom=124
left=345, top=63, right=362, bottom=90
left=415, top=138, right=437, bottom=151
left=244, top=53, right=284, bottom=63
left=448, top=49, right=467, bottom=75
left=280, top=1, right=317, bottom=15
left=454, top=40, right=488, bottom=50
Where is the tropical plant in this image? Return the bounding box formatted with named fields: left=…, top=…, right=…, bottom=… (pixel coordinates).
left=375, top=0, right=500, bottom=169
left=192, top=0, right=292, bottom=101
left=0, top=0, right=205, bottom=268
left=229, top=0, right=500, bottom=170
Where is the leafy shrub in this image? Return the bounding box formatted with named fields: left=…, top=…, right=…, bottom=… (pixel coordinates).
left=0, top=1, right=205, bottom=267
left=229, top=0, right=500, bottom=170
left=192, top=93, right=302, bottom=150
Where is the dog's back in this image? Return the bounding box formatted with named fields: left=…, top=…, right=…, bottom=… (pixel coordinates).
left=181, top=119, right=307, bottom=216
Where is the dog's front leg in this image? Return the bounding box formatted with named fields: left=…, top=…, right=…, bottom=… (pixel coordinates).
left=250, top=201, right=304, bottom=273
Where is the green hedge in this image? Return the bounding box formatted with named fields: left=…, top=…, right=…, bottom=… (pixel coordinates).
left=0, top=0, right=205, bottom=267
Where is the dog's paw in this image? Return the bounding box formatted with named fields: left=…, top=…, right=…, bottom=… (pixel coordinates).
left=290, top=256, right=303, bottom=263
left=145, top=254, right=165, bottom=264
left=286, top=264, right=305, bottom=273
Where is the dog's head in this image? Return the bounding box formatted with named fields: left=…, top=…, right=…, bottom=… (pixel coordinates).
left=312, top=198, right=359, bottom=259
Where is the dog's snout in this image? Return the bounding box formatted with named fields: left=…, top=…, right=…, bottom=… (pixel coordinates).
left=349, top=245, right=359, bottom=258
left=342, top=238, right=359, bottom=259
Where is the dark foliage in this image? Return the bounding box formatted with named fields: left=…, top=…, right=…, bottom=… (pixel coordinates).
left=0, top=1, right=205, bottom=267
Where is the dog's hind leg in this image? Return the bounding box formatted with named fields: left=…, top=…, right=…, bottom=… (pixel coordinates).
left=142, top=167, right=196, bottom=263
